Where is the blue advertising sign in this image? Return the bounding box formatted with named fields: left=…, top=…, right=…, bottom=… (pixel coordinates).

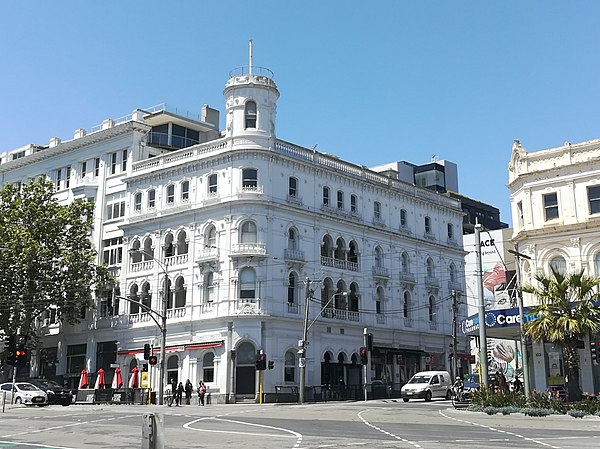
left=460, top=305, right=539, bottom=336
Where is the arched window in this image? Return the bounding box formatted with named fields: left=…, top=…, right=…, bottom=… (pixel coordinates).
left=163, top=277, right=173, bottom=309
left=449, top=263, right=457, bottom=283
left=134, top=192, right=142, bottom=212
left=401, top=252, right=410, bottom=274
left=166, top=184, right=175, bottom=204
left=288, top=177, right=298, bottom=198
left=130, top=240, right=142, bottom=263
left=348, top=240, right=359, bottom=264
left=206, top=225, right=217, bottom=248
left=334, top=238, right=346, bottom=261
left=208, top=173, right=218, bottom=194
left=245, top=100, right=257, bottom=129
left=143, top=237, right=153, bottom=260
left=239, top=268, right=256, bottom=299
left=285, top=351, right=296, bottom=382
left=425, top=216, right=432, bottom=234
left=181, top=180, right=190, bottom=201
left=376, top=287, right=384, bottom=314
left=288, top=272, right=297, bottom=304
left=167, top=355, right=179, bottom=385
left=141, top=282, right=151, bottom=311
left=202, top=352, right=214, bottom=382
left=323, top=187, right=330, bottom=206
left=337, top=190, right=344, bottom=209
left=349, top=283, right=359, bottom=312
left=549, top=255, right=567, bottom=276
left=429, top=295, right=436, bottom=322
left=148, top=189, right=156, bottom=209
left=426, top=257, right=435, bottom=278
left=321, top=278, right=334, bottom=310
left=164, top=233, right=174, bottom=258
left=403, top=291, right=411, bottom=318
left=204, top=272, right=215, bottom=303
left=321, top=234, right=334, bottom=259
left=177, top=230, right=188, bottom=255
left=374, top=201, right=381, bottom=220
left=335, top=280, right=347, bottom=310
left=595, top=253, right=600, bottom=276
left=374, top=246, right=384, bottom=268
left=240, top=221, right=257, bottom=243
left=129, top=284, right=139, bottom=314
left=174, top=276, right=186, bottom=308
left=447, top=223, right=454, bottom=240
left=237, top=342, right=257, bottom=365
left=400, top=209, right=408, bottom=227
left=288, top=228, right=298, bottom=251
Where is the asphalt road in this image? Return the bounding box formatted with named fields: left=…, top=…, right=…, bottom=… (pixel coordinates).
left=1, top=399, right=599, bottom=448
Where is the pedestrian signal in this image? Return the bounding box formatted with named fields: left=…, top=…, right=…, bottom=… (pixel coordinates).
left=148, top=355, right=158, bottom=365
left=359, top=347, right=368, bottom=365
left=143, top=343, right=151, bottom=360
left=268, top=360, right=274, bottom=370
left=255, top=352, right=267, bottom=370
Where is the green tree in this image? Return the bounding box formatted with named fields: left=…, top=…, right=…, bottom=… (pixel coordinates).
left=522, top=268, right=600, bottom=402
left=0, top=179, right=110, bottom=341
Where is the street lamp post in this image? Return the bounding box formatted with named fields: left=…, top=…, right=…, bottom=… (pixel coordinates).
left=129, top=249, right=169, bottom=406
left=508, top=245, right=532, bottom=398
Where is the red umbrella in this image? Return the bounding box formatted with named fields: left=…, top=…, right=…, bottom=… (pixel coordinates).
left=94, top=368, right=105, bottom=389
left=79, top=369, right=89, bottom=389
left=128, top=367, right=139, bottom=388
left=111, top=367, right=123, bottom=389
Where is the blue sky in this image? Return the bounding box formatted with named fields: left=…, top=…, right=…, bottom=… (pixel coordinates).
left=3, top=1, right=600, bottom=224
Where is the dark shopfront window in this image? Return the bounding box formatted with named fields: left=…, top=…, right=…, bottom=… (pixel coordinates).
left=96, top=341, right=117, bottom=373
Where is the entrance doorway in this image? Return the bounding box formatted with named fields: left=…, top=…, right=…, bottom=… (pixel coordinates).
left=235, top=342, right=256, bottom=396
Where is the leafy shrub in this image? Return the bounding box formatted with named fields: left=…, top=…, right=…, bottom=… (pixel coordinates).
left=483, top=406, right=498, bottom=415
left=572, top=399, right=600, bottom=415
left=523, top=407, right=552, bottom=417
left=499, top=405, right=522, bottom=415
left=568, top=409, right=587, bottom=418
left=527, top=391, right=567, bottom=414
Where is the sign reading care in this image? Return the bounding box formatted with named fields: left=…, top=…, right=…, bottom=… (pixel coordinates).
left=461, top=306, right=539, bottom=336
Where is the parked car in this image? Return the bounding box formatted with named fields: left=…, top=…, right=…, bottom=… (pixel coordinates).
left=0, top=382, right=48, bottom=406
left=23, top=379, right=72, bottom=406
left=546, top=385, right=569, bottom=402
left=400, top=371, right=452, bottom=402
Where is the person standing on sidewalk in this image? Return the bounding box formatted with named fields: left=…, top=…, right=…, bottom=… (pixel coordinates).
left=184, top=379, right=193, bottom=405
left=198, top=381, right=206, bottom=406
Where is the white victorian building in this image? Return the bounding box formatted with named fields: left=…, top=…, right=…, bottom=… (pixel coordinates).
left=508, top=138, right=600, bottom=393
left=1, top=63, right=467, bottom=403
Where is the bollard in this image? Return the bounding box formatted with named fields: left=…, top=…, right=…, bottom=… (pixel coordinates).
left=142, top=413, right=164, bottom=449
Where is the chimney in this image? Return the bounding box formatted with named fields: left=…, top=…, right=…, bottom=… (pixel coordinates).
left=201, top=104, right=220, bottom=130
left=74, top=128, right=86, bottom=139
left=102, top=119, right=115, bottom=130
left=131, top=109, right=145, bottom=122
left=49, top=137, right=61, bottom=148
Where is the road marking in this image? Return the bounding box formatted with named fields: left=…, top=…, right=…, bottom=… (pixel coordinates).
left=438, top=409, right=561, bottom=449
left=357, top=409, right=421, bottom=448
left=0, top=441, right=77, bottom=449
left=183, top=415, right=303, bottom=448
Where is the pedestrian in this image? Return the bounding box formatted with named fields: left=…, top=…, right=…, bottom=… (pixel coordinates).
left=513, top=377, right=522, bottom=393
left=497, top=371, right=508, bottom=393
left=169, top=379, right=177, bottom=407
left=184, top=379, right=193, bottom=405
left=198, top=381, right=206, bottom=406
left=176, top=382, right=184, bottom=406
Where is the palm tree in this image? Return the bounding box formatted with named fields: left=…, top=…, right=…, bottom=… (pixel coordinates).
left=522, top=268, right=600, bottom=402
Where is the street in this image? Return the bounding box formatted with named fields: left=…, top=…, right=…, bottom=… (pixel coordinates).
left=1, top=399, right=600, bottom=448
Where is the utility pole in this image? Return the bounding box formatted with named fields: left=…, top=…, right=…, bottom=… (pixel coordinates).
left=298, top=278, right=312, bottom=404
left=363, top=328, right=368, bottom=402
left=508, top=244, right=532, bottom=398
left=451, top=290, right=459, bottom=380
left=474, top=223, right=489, bottom=389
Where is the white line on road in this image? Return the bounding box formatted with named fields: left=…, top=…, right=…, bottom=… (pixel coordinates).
left=357, top=409, right=422, bottom=448
left=183, top=415, right=303, bottom=448
left=438, top=409, right=561, bottom=449
left=0, top=440, right=78, bottom=449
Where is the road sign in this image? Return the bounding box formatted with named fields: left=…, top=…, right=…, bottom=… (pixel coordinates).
left=299, top=357, right=306, bottom=368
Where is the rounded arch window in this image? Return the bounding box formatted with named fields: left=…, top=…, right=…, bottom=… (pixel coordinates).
left=285, top=350, right=296, bottom=382
left=240, top=221, right=257, bottom=243
left=236, top=342, right=256, bottom=365
left=549, top=255, right=567, bottom=276
left=288, top=272, right=297, bottom=304
left=449, top=263, right=457, bottom=283
left=245, top=101, right=257, bottom=129
left=239, top=268, right=256, bottom=299
left=202, top=352, right=214, bottom=383
left=177, top=230, right=188, bottom=255
left=164, top=233, right=174, bottom=258
left=167, top=355, right=179, bottom=384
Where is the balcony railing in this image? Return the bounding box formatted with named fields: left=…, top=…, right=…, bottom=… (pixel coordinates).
left=399, top=272, right=416, bottom=284
left=240, top=185, right=264, bottom=194
left=286, top=194, right=303, bottom=205
left=233, top=299, right=262, bottom=315
left=372, top=266, right=390, bottom=278
left=321, top=308, right=359, bottom=321
left=197, top=246, right=219, bottom=262
left=230, top=243, right=267, bottom=257
left=166, top=307, right=186, bottom=319
left=376, top=314, right=387, bottom=325
left=130, top=260, right=154, bottom=272
left=321, top=256, right=359, bottom=271
left=284, top=248, right=305, bottom=262
left=129, top=312, right=152, bottom=323
left=287, top=302, right=299, bottom=314
left=164, top=254, right=188, bottom=266
left=201, top=302, right=214, bottom=314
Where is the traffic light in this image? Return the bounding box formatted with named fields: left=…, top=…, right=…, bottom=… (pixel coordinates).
left=366, top=333, right=373, bottom=352
left=268, top=360, right=274, bottom=370
left=5, top=335, right=16, bottom=365
left=143, top=343, right=151, bottom=360
left=592, top=341, right=598, bottom=365
left=595, top=341, right=600, bottom=364
left=14, top=335, right=27, bottom=367
left=255, top=351, right=266, bottom=370
left=359, top=347, right=368, bottom=365
left=148, top=355, right=158, bottom=365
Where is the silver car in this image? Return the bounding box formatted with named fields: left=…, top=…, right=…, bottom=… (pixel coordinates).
left=0, top=382, right=48, bottom=406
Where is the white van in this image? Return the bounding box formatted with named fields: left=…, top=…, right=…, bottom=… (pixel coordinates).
left=400, top=371, right=452, bottom=402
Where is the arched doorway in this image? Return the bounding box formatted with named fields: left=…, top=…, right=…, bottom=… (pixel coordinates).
left=235, top=342, right=256, bottom=396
